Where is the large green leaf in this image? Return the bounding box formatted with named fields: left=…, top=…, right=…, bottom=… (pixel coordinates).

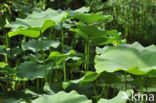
left=63, top=71, right=100, bottom=89
left=98, top=90, right=133, bottom=103
left=66, top=7, right=90, bottom=17
left=16, top=61, right=53, bottom=80
left=22, top=39, right=60, bottom=52
left=121, top=42, right=156, bottom=52
left=32, top=90, right=92, bottom=103
left=70, top=22, right=121, bottom=45
left=46, top=50, right=77, bottom=65
left=8, top=9, right=68, bottom=38
left=95, top=42, right=156, bottom=76
left=63, top=72, right=122, bottom=89
left=8, top=29, right=41, bottom=38
left=75, top=13, right=112, bottom=24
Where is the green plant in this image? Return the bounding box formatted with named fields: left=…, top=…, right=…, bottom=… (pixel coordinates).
left=0, top=2, right=156, bottom=103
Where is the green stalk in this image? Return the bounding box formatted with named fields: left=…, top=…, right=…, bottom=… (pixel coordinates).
left=16, top=81, right=21, bottom=89
left=140, top=77, right=146, bottom=103
left=49, top=27, right=53, bottom=53
left=37, top=79, right=40, bottom=90
left=41, top=79, right=44, bottom=88
left=23, top=82, right=26, bottom=89
left=5, top=34, right=8, bottom=63
left=85, top=41, right=90, bottom=71
left=61, top=22, right=66, bottom=82
left=104, top=86, right=108, bottom=98
left=36, top=38, right=39, bottom=57
left=5, top=30, right=10, bottom=90
left=44, top=61, right=47, bottom=82
left=113, top=83, right=116, bottom=97
left=36, top=37, right=41, bottom=89
left=49, top=28, right=53, bottom=40
left=87, top=41, right=90, bottom=70
left=53, top=29, right=56, bottom=40
left=85, top=42, right=87, bottom=71
left=124, top=72, right=127, bottom=91
left=146, top=87, right=148, bottom=93
left=40, top=32, right=47, bottom=83
left=141, top=86, right=145, bottom=103
left=101, top=87, right=105, bottom=96
left=93, top=85, right=97, bottom=101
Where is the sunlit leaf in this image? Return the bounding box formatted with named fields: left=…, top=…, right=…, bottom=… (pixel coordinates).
left=22, top=39, right=60, bottom=52
left=66, top=7, right=90, bottom=17
left=46, top=50, right=77, bottom=65
left=8, top=9, right=68, bottom=38
left=75, top=13, right=112, bottom=24
left=32, top=90, right=92, bottom=103
left=70, top=22, right=121, bottom=45
left=63, top=72, right=100, bottom=89
left=95, top=42, right=156, bottom=77
left=16, top=61, right=53, bottom=80
left=98, top=90, right=133, bottom=103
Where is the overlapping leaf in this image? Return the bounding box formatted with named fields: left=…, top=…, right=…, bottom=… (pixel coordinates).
left=95, top=42, right=156, bottom=77
left=66, top=7, right=90, bottom=17
left=8, top=9, right=68, bottom=38
left=22, top=39, right=60, bottom=52
left=75, top=13, right=112, bottom=24
left=46, top=50, right=78, bottom=65
left=16, top=61, right=53, bottom=80
left=63, top=72, right=100, bottom=89
left=98, top=90, right=133, bottom=103
left=32, top=90, right=92, bottom=103
left=70, top=22, right=121, bottom=45
left=120, top=42, right=156, bottom=52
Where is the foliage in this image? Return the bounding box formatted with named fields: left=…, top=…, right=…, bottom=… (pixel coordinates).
left=32, top=90, right=92, bottom=103
left=0, top=0, right=156, bottom=103
left=95, top=42, right=156, bottom=76
left=97, top=0, right=156, bottom=45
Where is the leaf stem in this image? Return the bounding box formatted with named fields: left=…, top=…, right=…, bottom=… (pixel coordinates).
left=124, top=72, right=127, bottom=91
left=85, top=41, right=90, bottom=71
left=61, top=22, right=66, bottom=82
left=5, top=34, right=9, bottom=63
left=40, top=32, right=47, bottom=83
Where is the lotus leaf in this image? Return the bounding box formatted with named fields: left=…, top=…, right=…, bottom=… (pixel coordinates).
left=8, top=9, right=68, bottom=38
left=63, top=72, right=100, bottom=89
left=75, top=13, right=112, bottom=24
left=22, top=39, right=60, bottom=52
left=70, top=22, right=121, bottom=45
left=95, top=42, right=156, bottom=77
left=32, top=90, right=92, bottom=103
left=46, top=50, right=77, bottom=65
left=98, top=90, right=133, bottom=103
left=16, top=61, right=53, bottom=80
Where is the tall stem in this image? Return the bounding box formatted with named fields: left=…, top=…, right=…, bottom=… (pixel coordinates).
left=87, top=41, right=90, bottom=70
left=36, top=37, right=40, bottom=89
left=85, top=41, right=90, bottom=71
left=41, top=32, right=47, bottom=82
left=5, top=34, right=8, bottom=63
left=124, top=72, right=127, bottom=91
left=61, top=22, right=66, bottom=82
